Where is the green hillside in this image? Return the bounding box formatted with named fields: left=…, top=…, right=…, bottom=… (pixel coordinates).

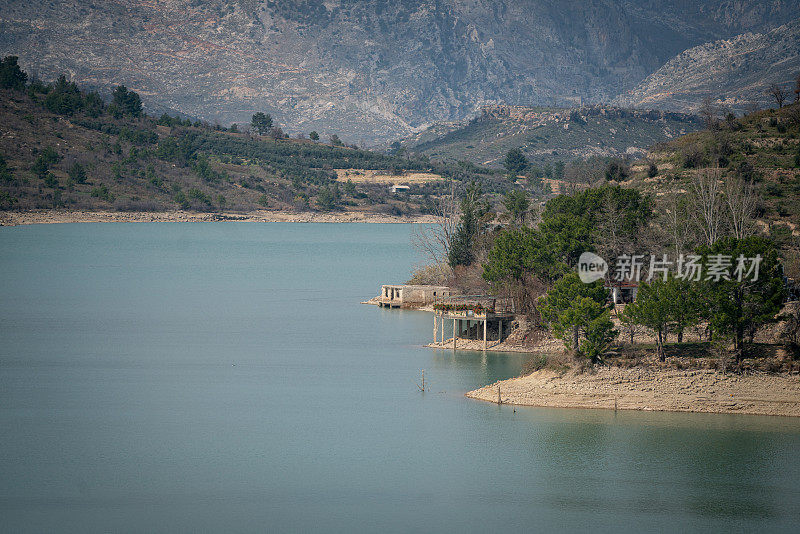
left=630, top=104, right=800, bottom=224
left=609, top=102, right=800, bottom=274
left=0, top=59, right=509, bottom=215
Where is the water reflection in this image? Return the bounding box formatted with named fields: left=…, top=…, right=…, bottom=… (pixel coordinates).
left=504, top=406, right=799, bottom=524
left=429, top=348, right=530, bottom=387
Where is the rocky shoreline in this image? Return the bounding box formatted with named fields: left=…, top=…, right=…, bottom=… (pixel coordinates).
left=467, top=365, right=800, bottom=417
left=426, top=337, right=563, bottom=354
left=0, top=209, right=441, bottom=226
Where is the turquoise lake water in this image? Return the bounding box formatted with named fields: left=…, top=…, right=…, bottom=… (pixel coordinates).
left=1, top=222, right=799, bottom=533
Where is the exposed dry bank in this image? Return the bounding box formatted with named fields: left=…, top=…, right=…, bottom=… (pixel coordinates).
left=0, top=209, right=441, bottom=226
left=467, top=364, right=800, bottom=417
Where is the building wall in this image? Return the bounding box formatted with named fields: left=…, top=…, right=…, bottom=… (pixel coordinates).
left=380, top=285, right=451, bottom=305
left=401, top=285, right=451, bottom=304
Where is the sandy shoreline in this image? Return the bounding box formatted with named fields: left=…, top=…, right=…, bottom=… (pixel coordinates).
left=365, top=298, right=800, bottom=416
left=467, top=366, right=800, bottom=417
left=0, top=209, right=441, bottom=226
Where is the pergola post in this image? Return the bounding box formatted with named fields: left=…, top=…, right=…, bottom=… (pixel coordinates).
left=483, top=319, right=487, bottom=350
left=453, top=318, right=457, bottom=350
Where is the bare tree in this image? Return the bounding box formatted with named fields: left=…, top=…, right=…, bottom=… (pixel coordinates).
left=689, top=168, right=723, bottom=246
left=618, top=308, right=644, bottom=345
left=724, top=110, right=738, bottom=130
left=787, top=102, right=800, bottom=128
left=744, top=100, right=761, bottom=116
left=769, top=83, right=789, bottom=109
left=662, top=193, right=694, bottom=256
left=723, top=174, right=758, bottom=240
left=564, top=160, right=603, bottom=187
left=596, top=196, right=635, bottom=263
left=267, top=126, right=286, bottom=140
left=795, top=73, right=800, bottom=103
left=411, top=180, right=458, bottom=267
left=699, top=96, right=718, bottom=129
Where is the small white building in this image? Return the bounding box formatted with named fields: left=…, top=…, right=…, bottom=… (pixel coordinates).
left=391, top=185, right=410, bottom=193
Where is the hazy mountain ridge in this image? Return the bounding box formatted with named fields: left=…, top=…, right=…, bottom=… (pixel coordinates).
left=1, top=0, right=798, bottom=142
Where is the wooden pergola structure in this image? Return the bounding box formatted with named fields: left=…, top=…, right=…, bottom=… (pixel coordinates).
left=432, top=295, right=515, bottom=350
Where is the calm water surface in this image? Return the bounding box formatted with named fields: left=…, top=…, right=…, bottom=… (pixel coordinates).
left=1, top=222, right=799, bottom=533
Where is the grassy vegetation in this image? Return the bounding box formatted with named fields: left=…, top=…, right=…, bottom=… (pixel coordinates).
left=638, top=105, right=799, bottom=200
left=0, top=68, right=513, bottom=215
left=627, top=102, right=800, bottom=270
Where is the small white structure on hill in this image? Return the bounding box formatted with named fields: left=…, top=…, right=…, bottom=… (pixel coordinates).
left=391, top=185, right=410, bottom=193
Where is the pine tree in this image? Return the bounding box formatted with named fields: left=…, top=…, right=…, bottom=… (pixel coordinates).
left=251, top=112, right=273, bottom=135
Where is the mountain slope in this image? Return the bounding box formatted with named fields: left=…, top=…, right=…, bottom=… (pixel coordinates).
left=614, top=18, right=800, bottom=113
left=400, top=105, right=703, bottom=167
left=1, top=0, right=798, bottom=142
left=0, top=84, right=506, bottom=216
left=626, top=102, right=800, bottom=251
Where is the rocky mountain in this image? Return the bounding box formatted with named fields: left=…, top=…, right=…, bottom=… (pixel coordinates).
left=399, top=104, right=703, bottom=167
left=1, top=0, right=799, bottom=143
left=614, top=18, right=800, bottom=113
